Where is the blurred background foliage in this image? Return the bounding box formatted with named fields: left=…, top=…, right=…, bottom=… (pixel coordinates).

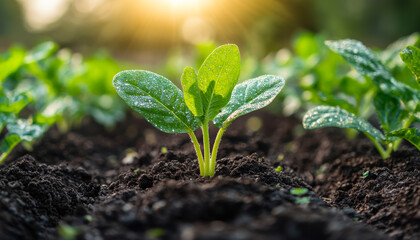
left=1, top=0, right=419, bottom=159
left=1, top=0, right=419, bottom=62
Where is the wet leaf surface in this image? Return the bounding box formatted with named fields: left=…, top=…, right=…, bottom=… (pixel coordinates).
left=213, top=75, right=284, bottom=128
left=303, top=106, right=386, bottom=141
left=113, top=70, right=199, bottom=133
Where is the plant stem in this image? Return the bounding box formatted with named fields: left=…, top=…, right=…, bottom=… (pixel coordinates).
left=385, top=143, right=392, bottom=157
left=209, top=125, right=228, bottom=177
left=391, top=115, right=415, bottom=151
left=365, top=133, right=390, bottom=159
left=202, top=122, right=211, bottom=176
left=0, top=154, right=7, bottom=165
left=188, top=130, right=205, bottom=176
left=0, top=138, right=21, bottom=165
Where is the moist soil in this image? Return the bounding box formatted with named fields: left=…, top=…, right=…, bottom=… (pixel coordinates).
left=0, top=111, right=418, bottom=240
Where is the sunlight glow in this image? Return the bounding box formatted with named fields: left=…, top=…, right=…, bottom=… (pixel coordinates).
left=18, top=0, right=70, bottom=30
left=168, top=0, right=201, bottom=6
left=141, top=0, right=211, bottom=16
left=16, top=0, right=290, bottom=50
left=182, top=17, right=214, bottom=44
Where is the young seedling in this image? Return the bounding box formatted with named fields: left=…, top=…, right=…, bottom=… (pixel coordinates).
left=113, top=44, right=284, bottom=177
left=290, top=188, right=310, bottom=204
left=303, top=40, right=420, bottom=159
left=290, top=188, right=308, bottom=196
left=360, top=170, right=369, bottom=179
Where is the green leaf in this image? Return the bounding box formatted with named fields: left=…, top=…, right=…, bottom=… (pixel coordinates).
left=6, top=121, right=46, bottom=142
left=0, top=134, right=21, bottom=163
left=181, top=67, right=203, bottom=116
left=374, top=92, right=407, bottom=133
left=198, top=44, right=240, bottom=121
left=0, top=121, right=46, bottom=163
left=294, top=32, right=320, bottom=59
left=0, top=113, right=15, bottom=129
left=113, top=70, right=199, bottom=133
left=303, top=106, right=386, bottom=141
left=388, top=128, right=420, bottom=150
left=400, top=46, right=420, bottom=84
left=290, top=188, right=308, bottom=196
left=0, top=93, right=31, bottom=114
left=0, top=47, right=26, bottom=83
left=325, top=40, right=417, bottom=103
left=25, top=41, right=59, bottom=63
left=213, top=75, right=284, bottom=128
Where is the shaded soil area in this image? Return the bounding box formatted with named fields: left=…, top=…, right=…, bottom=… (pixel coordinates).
left=0, top=112, right=418, bottom=240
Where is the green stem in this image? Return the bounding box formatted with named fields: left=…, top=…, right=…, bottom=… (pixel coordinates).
left=0, top=138, right=21, bottom=165
left=365, top=133, right=390, bottom=159
left=385, top=143, right=392, bottom=158
left=209, top=125, right=228, bottom=177
left=202, top=122, right=211, bottom=176
left=188, top=130, right=205, bottom=176
left=0, top=154, right=7, bottom=165
left=391, top=115, right=415, bottom=151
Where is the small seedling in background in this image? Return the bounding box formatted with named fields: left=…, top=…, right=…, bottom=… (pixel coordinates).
left=84, top=215, right=93, bottom=222
left=114, top=44, right=284, bottom=177
left=303, top=40, right=420, bottom=159
left=316, top=164, right=328, bottom=176
left=122, top=148, right=138, bottom=164
left=160, top=147, right=168, bottom=154
left=134, top=168, right=140, bottom=174
left=290, top=188, right=308, bottom=196
left=290, top=188, right=310, bottom=204
left=275, top=166, right=282, bottom=172
left=146, top=228, right=165, bottom=239
left=277, top=154, right=285, bottom=161
left=361, top=170, right=369, bottom=179
left=295, top=197, right=311, bottom=204
left=57, top=224, right=81, bottom=240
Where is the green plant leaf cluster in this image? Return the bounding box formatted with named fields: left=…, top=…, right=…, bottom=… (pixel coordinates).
left=114, top=44, right=285, bottom=177
left=325, top=39, right=418, bottom=106
left=270, top=32, right=420, bottom=122
left=266, top=32, right=373, bottom=117
left=0, top=92, right=46, bottom=163
left=303, top=37, right=420, bottom=158
left=0, top=42, right=126, bottom=163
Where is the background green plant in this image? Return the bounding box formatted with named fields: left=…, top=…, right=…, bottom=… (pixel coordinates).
left=0, top=41, right=126, bottom=163
left=302, top=37, right=420, bottom=158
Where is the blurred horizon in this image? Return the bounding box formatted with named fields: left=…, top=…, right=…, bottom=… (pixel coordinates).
left=1, top=0, right=419, bottom=65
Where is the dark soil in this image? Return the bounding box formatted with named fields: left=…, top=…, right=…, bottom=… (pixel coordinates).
left=0, top=111, right=418, bottom=240
left=282, top=129, right=420, bottom=240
